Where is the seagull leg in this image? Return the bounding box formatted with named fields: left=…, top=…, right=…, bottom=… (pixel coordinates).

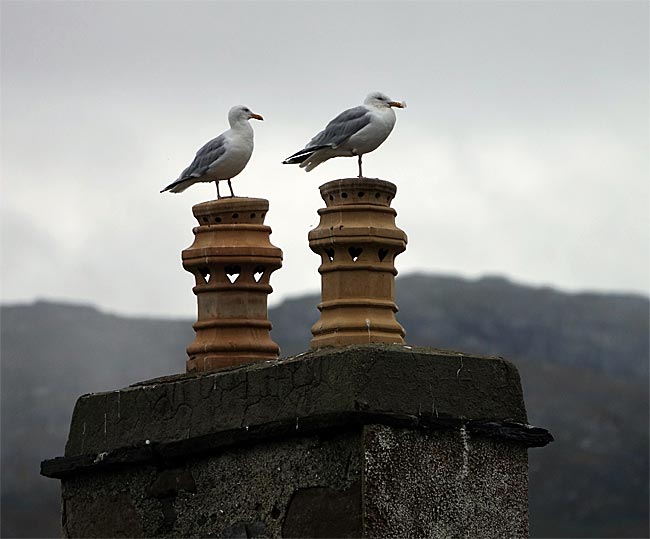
left=216, top=180, right=221, bottom=199
left=227, top=179, right=235, bottom=198
left=357, top=155, right=363, bottom=179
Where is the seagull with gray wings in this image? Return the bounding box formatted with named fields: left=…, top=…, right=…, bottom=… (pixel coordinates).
left=161, top=105, right=263, bottom=197
left=282, top=92, right=405, bottom=178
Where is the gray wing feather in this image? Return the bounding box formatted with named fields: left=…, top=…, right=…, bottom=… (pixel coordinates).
left=180, top=134, right=227, bottom=179
left=308, top=106, right=371, bottom=149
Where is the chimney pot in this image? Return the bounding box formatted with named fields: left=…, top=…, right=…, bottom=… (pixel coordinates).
left=308, top=178, right=407, bottom=348
left=182, top=197, right=282, bottom=371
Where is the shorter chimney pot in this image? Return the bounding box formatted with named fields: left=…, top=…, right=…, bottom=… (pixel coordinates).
left=182, top=197, right=282, bottom=372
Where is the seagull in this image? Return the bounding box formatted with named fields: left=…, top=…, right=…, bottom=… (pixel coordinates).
left=161, top=105, right=263, bottom=197
left=282, top=92, right=405, bottom=178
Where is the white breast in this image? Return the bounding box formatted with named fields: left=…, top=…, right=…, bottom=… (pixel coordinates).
left=346, top=107, right=396, bottom=155
left=207, top=127, right=254, bottom=180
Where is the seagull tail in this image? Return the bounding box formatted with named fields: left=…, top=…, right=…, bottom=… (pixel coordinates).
left=282, top=145, right=331, bottom=165
left=298, top=147, right=335, bottom=172
left=160, top=176, right=195, bottom=194
left=302, top=154, right=329, bottom=172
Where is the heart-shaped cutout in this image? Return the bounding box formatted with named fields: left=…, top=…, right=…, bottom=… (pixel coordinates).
left=348, top=247, right=363, bottom=262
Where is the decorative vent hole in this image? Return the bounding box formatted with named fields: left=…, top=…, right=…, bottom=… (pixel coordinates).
left=199, top=267, right=210, bottom=283
left=224, top=265, right=241, bottom=284
left=202, top=217, right=209, bottom=223
left=378, top=248, right=389, bottom=262
left=324, top=247, right=335, bottom=262
left=348, top=246, right=363, bottom=262
left=215, top=216, right=222, bottom=223
left=250, top=213, right=256, bottom=219
left=358, top=191, right=365, bottom=197
left=232, top=213, right=239, bottom=219
left=329, top=194, right=334, bottom=201
left=341, top=192, right=348, bottom=198
left=253, top=266, right=265, bottom=283
left=375, top=192, right=381, bottom=198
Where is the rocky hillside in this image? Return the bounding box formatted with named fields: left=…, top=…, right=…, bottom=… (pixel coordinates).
left=1, top=274, right=648, bottom=537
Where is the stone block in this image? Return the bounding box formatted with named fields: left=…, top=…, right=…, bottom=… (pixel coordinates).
left=42, top=345, right=551, bottom=538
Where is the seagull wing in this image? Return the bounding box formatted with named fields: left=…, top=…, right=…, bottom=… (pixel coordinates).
left=308, top=105, right=371, bottom=149
left=179, top=133, right=228, bottom=179
left=160, top=134, right=228, bottom=193
left=282, top=106, right=372, bottom=165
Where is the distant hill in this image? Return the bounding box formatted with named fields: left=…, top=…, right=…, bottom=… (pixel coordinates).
left=1, top=273, right=648, bottom=538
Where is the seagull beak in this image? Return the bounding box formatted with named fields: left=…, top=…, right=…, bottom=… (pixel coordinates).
left=389, top=101, right=406, bottom=109
left=249, top=113, right=264, bottom=121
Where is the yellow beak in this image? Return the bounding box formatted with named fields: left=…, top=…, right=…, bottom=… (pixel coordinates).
left=249, top=113, right=264, bottom=121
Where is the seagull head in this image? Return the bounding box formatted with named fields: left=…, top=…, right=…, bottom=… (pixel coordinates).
left=365, top=92, right=406, bottom=109
left=229, top=105, right=264, bottom=126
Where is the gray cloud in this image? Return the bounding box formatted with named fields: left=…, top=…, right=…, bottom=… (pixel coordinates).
left=2, top=1, right=647, bottom=316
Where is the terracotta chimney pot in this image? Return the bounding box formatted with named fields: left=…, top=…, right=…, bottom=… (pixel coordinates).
left=308, top=178, right=407, bottom=348
left=182, top=197, right=282, bottom=372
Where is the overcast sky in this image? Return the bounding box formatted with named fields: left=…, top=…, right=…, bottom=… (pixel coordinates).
left=2, top=1, right=648, bottom=318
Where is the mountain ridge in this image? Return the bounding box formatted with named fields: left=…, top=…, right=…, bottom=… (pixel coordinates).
left=1, top=273, right=648, bottom=537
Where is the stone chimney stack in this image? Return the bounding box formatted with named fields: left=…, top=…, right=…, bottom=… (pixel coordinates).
left=182, top=197, right=282, bottom=372
left=309, top=178, right=407, bottom=348
left=41, top=179, right=551, bottom=539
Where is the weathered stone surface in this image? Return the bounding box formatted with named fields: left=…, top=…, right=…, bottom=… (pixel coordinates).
left=146, top=467, right=196, bottom=499
left=283, top=481, right=362, bottom=537
left=59, top=424, right=529, bottom=538
left=63, top=490, right=145, bottom=538
left=45, top=345, right=539, bottom=538
left=54, top=344, right=527, bottom=463
left=62, top=429, right=362, bottom=538
left=362, top=425, right=528, bottom=538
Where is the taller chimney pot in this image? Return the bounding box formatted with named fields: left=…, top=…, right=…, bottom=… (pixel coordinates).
left=308, top=178, right=407, bottom=348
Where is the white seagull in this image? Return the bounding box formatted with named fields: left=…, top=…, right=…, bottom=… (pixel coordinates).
left=161, top=105, right=263, bottom=197
left=282, top=92, right=405, bottom=178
